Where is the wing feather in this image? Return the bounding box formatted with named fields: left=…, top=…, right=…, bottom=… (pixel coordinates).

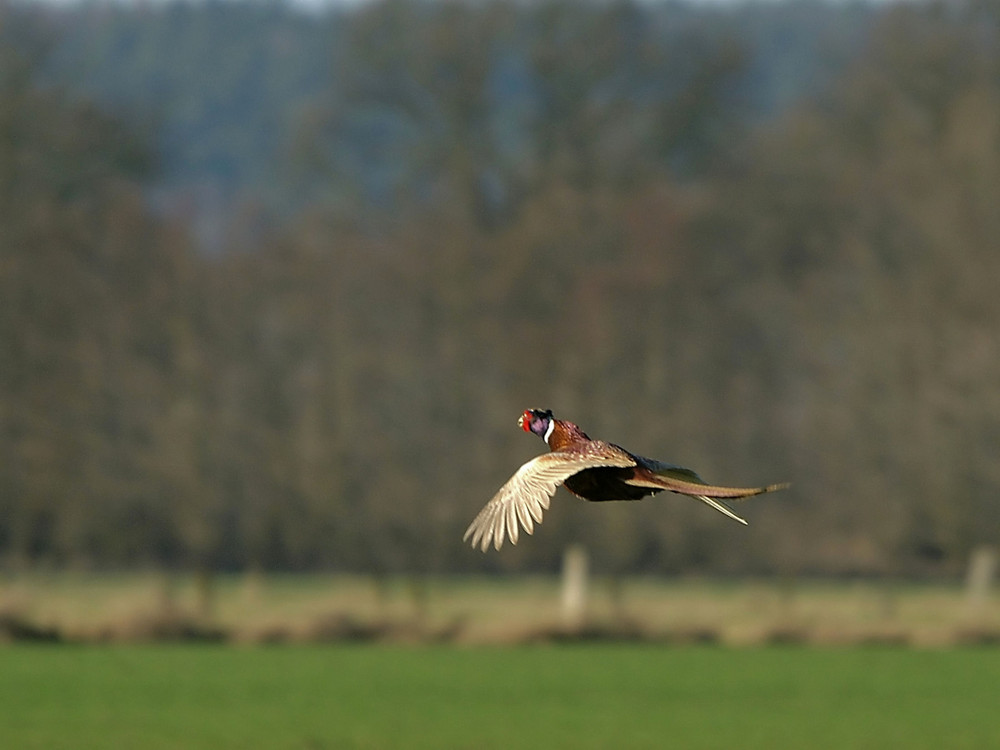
left=515, top=500, right=534, bottom=536
left=506, top=502, right=519, bottom=546
left=464, top=451, right=635, bottom=552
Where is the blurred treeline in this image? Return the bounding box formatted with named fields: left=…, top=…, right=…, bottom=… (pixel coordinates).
left=2, top=0, right=999, bottom=578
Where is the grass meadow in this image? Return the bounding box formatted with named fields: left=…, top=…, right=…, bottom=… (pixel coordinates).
left=2, top=644, right=1000, bottom=749
left=2, top=574, right=999, bottom=748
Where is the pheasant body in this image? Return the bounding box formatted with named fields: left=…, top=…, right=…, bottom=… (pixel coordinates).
left=464, top=409, right=788, bottom=552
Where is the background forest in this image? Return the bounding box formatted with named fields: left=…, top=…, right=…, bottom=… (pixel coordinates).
left=2, top=0, right=999, bottom=579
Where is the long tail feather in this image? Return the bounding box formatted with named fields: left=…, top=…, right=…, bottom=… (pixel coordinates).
left=626, top=467, right=789, bottom=525
left=627, top=474, right=789, bottom=499
left=695, top=495, right=748, bottom=525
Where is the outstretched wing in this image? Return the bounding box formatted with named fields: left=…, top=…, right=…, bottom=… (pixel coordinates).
left=464, top=451, right=635, bottom=552
left=626, top=457, right=789, bottom=526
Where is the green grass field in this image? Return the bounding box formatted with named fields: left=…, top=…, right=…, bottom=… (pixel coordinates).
left=2, top=645, right=999, bottom=749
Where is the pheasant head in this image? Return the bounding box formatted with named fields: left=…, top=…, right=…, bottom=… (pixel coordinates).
left=518, top=408, right=554, bottom=442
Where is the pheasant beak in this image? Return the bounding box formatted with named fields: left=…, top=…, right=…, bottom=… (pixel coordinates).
left=517, top=411, right=530, bottom=431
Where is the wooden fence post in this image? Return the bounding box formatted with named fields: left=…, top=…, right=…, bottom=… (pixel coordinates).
left=965, top=546, right=997, bottom=611
left=561, top=544, right=588, bottom=628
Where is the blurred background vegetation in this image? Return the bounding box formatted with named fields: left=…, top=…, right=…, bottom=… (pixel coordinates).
left=2, top=0, right=999, bottom=582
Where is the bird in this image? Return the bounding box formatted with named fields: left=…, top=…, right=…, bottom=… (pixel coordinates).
left=464, top=408, right=789, bottom=552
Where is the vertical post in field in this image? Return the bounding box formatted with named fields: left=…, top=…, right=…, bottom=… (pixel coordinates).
left=965, top=546, right=997, bottom=611
left=561, top=544, right=589, bottom=628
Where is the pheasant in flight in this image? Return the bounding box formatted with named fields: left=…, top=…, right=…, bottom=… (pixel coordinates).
left=464, top=409, right=788, bottom=552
